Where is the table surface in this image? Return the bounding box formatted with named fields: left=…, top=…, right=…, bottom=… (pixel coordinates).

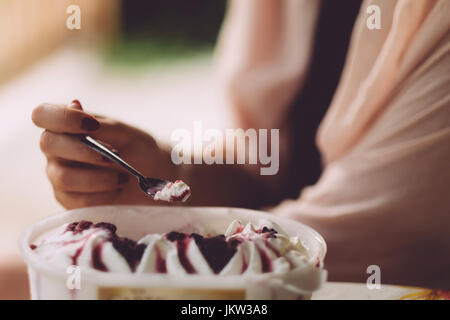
left=312, top=282, right=449, bottom=300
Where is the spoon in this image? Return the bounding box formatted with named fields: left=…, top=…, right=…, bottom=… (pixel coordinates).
left=70, top=134, right=184, bottom=200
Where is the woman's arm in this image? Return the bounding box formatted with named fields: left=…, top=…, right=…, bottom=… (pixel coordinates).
left=31, top=101, right=286, bottom=209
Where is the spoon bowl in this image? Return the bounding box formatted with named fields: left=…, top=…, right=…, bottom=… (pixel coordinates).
left=71, top=134, right=189, bottom=201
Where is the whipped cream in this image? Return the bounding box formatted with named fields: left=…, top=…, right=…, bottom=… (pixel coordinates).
left=31, top=219, right=315, bottom=277
left=153, top=180, right=191, bottom=202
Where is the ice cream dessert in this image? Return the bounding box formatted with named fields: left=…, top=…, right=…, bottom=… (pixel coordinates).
left=23, top=206, right=327, bottom=300
left=30, top=219, right=316, bottom=276
left=153, top=180, right=191, bottom=202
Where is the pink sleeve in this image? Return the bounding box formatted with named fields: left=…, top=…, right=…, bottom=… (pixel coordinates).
left=214, top=0, right=321, bottom=129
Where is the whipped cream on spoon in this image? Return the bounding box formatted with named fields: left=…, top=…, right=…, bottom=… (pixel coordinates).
left=70, top=134, right=191, bottom=202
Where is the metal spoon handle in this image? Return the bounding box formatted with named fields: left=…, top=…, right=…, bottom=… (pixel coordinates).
left=71, top=134, right=145, bottom=180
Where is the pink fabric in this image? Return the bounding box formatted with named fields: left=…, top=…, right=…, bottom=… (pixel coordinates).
left=215, top=0, right=450, bottom=288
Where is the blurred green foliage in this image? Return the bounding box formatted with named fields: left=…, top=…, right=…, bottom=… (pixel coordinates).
left=102, top=35, right=214, bottom=68
left=102, top=0, right=227, bottom=68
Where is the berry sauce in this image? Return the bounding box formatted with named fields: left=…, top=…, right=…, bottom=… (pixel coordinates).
left=165, top=231, right=242, bottom=274
left=155, top=246, right=167, bottom=273
left=166, top=232, right=195, bottom=273
left=64, top=221, right=146, bottom=272
left=35, top=221, right=279, bottom=275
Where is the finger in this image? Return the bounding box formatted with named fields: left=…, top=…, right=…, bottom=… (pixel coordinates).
left=32, top=103, right=99, bottom=133
left=54, top=189, right=122, bottom=210
left=68, top=99, right=130, bottom=146
left=40, top=131, right=115, bottom=167
left=89, top=117, right=140, bottom=148
left=47, top=160, right=130, bottom=192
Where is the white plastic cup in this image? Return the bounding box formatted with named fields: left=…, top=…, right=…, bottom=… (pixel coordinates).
left=20, top=206, right=327, bottom=300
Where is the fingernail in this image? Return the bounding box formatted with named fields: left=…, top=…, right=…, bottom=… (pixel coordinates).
left=71, top=100, right=83, bottom=110
left=81, top=117, right=100, bottom=131
left=118, top=172, right=129, bottom=184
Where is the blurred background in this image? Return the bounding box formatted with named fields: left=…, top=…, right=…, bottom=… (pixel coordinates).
left=0, top=0, right=231, bottom=298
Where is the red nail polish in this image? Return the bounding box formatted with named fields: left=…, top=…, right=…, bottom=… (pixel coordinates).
left=71, top=100, right=83, bottom=110
left=118, top=172, right=129, bottom=184
left=81, top=117, right=99, bottom=131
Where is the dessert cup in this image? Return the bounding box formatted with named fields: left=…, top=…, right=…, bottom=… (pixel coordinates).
left=20, top=205, right=327, bottom=300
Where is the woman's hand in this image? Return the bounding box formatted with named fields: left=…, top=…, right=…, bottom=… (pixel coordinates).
left=32, top=100, right=178, bottom=209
